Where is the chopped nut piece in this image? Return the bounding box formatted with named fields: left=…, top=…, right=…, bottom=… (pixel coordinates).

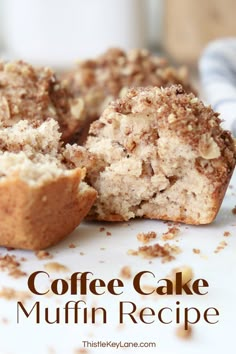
left=199, top=134, right=221, bottom=159
left=137, top=231, right=157, bottom=244
left=70, top=98, right=85, bottom=119
left=168, top=113, right=177, bottom=123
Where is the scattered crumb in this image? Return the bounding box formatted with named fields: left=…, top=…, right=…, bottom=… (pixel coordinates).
left=193, top=248, right=201, bottom=254
left=69, top=243, right=76, bottom=248
left=0, top=287, right=31, bottom=301
left=100, top=247, right=106, bottom=250
left=129, top=243, right=181, bottom=262
left=99, top=261, right=105, bottom=263
left=162, top=226, right=180, bottom=240
left=9, top=268, right=27, bottom=278
left=35, top=250, right=53, bottom=260
left=223, top=231, right=231, bottom=237
left=44, top=262, right=69, bottom=272
left=214, top=240, right=228, bottom=253
left=106, top=231, right=112, bottom=236
left=169, top=266, right=193, bottom=290
left=0, top=254, right=27, bottom=278
left=74, top=349, right=88, bottom=354
left=120, top=266, right=132, bottom=279
left=232, top=206, right=236, bottom=214
left=137, top=231, right=157, bottom=243
left=176, top=325, right=192, bottom=339
left=1, top=317, right=9, bottom=324
left=6, top=247, right=15, bottom=251
left=80, top=252, right=85, bottom=256
left=99, top=227, right=105, bottom=232
left=127, top=249, right=138, bottom=256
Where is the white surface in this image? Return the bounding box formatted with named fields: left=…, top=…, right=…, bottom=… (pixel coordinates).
left=2, top=0, right=147, bottom=67
left=0, top=171, right=235, bottom=354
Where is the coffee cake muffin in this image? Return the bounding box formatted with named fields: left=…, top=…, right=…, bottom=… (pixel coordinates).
left=84, top=85, right=236, bottom=224
left=62, top=48, right=194, bottom=143
left=0, top=60, right=85, bottom=142
left=0, top=119, right=97, bottom=250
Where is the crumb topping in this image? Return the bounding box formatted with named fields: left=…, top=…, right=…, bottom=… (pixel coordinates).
left=85, top=85, right=235, bottom=223
left=0, top=60, right=84, bottom=141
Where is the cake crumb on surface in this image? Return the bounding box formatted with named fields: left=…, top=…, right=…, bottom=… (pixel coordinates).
left=129, top=243, right=181, bottom=262
left=69, top=243, right=76, bottom=248
left=193, top=248, right=201, bottom=254
left=169, top=265, right=193, bottom=289
left=35, top=250, right=53, bottom=260
left=106, top=231, right=112, bottom=236
left=127, top=249, right=138, bottom=256
left=176, top=325, right=192, bottom=339
left=214, top=240, right=228, bottom=253
left=223, top=231, right=231, bottom=237
left=0, top=287, right=31, bottom=301
left=162, top=226, right=180, bottom=240
left=137, top=231, right=157, bottom=243
left=232, top=206, right=236, bottom=214
left=74, top=349, right=88, bottom=354
left=0, top=254, right=27, bottom=278
left=120, top=266, right=132, bottom=279
left=44, top=262, right=69, bottom=272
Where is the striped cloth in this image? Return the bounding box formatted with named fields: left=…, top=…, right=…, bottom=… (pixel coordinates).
left=199, top=37, right=236, bottom=136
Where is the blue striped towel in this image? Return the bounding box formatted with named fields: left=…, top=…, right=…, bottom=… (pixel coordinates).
left=199, top=37, right=236, bottom=136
